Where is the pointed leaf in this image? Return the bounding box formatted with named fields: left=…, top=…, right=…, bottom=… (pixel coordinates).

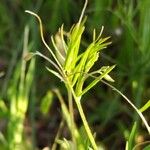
left=80, top=65, right=115, bottom=96
left=139, top=100, right=150, bottom=112
left=46, top=67, right=63, bottom=81
left=127, top=122, right=137, bottom=150
left=40, top=91, right=53, bottom=115
left=64, top=21, right=85, bottom=73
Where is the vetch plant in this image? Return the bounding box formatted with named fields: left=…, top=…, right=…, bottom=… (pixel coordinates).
left=25, top=1, right=114, bottom=149
left=25, top=0, right=150, bottom=149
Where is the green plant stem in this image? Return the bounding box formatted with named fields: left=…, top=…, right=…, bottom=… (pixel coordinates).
left=102, top=80, right=150, bottom=135
left=51, top=119, right=64, bottom=150
left=54, top=88, right=84, bottom=149
left=66, top=79, right=98, bottom=149
left=74, top=96, right=98, bottom=150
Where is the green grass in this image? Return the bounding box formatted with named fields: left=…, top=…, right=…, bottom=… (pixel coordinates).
left=0, top=0, right=150, bottom=149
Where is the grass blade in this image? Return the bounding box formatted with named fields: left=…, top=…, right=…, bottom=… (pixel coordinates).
left=139, top=100, right=150, bottom=113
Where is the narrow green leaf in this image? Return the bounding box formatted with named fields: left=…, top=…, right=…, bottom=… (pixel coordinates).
left=93, top=29, right=96, bottom=41
left=96, top=36, right=111, bottom=45
left=139, top=100, right=150, bottom=112
left=64, top=22, right=85, bottom=73
left=51, top=35, right=65, bottom=65
left=127, top=122, right=137, bottom=150
left=35, top=51, right=62, bottom=75
left=103, top=74, right=114, bottom=82
left=80, top=65, right=115, bottom=96
left=46, top=67, right=63, bottom=81
left=99, top=66, right=115, bottom=82
left=25, top=58, right=35, bottom=99
left=125, top=141, right=129, bottom=150
left=72, top=43, right=95, bottom=86
left=40, top=91, right=53, bottom=115
left=84, top=52, right=99, bottom=73
left=25, top=10, right=63, bottom=71
left=60, top=24, right=68, bottom=54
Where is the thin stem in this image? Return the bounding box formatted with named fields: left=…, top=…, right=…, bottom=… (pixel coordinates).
left=25, top=10, right=63, bottom=72
left=35, top=51, right=64, bottom=78
left=78, top=0, right=88, bottom=25
left=66, top=79, right=98, bottom=150
left=54, top=88, right=83, bottom=149
left=74, top=96, right=98, bottom=150
left=51, top=119, right=64, bottom=150
left=96, top=26, right=104, bottom=41
left=101, top=80, right=150, bottom=135
left=65, top=79, right=98, bottom=149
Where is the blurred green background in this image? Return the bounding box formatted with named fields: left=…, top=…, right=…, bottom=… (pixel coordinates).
left=0, top=0, right=150, bottom=149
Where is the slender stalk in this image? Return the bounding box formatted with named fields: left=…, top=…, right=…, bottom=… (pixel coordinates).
left=54, top=88, right=85, bottom=149
left=74, top=96, right=98, bottom=150
left=25, top=10, right=63, bottom=72
left=35, top=51, right=64, bottom=77
left=101, top=80, right=150, bottom=135
left=65, top=79, right=98, bottom=149
left=78, top=0, right=88, bottom=25
left=51, top=119, right=64, bottom=150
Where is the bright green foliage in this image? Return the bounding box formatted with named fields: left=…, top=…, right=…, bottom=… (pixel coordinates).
left=25, top=5, right=115, bottom=148
left=139, top=100, right=150, bottom=113
left=40, top=91, right=54, bottom=115
left=25, top=1, right=150, bottom=150
left=125, top=122, right=137, bottom=150
left=0, top=0, right=149, bottom=149
left=51, top=20, right=114, bottom=97
left=0, top=0, right=150, bottom=149
left=24, top=0, right=150, bottom=148
left=64, top=20, right=86, bottom=73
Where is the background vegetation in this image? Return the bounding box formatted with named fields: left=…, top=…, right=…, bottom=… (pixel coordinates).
left=0, top=0, right=149, bottom=149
